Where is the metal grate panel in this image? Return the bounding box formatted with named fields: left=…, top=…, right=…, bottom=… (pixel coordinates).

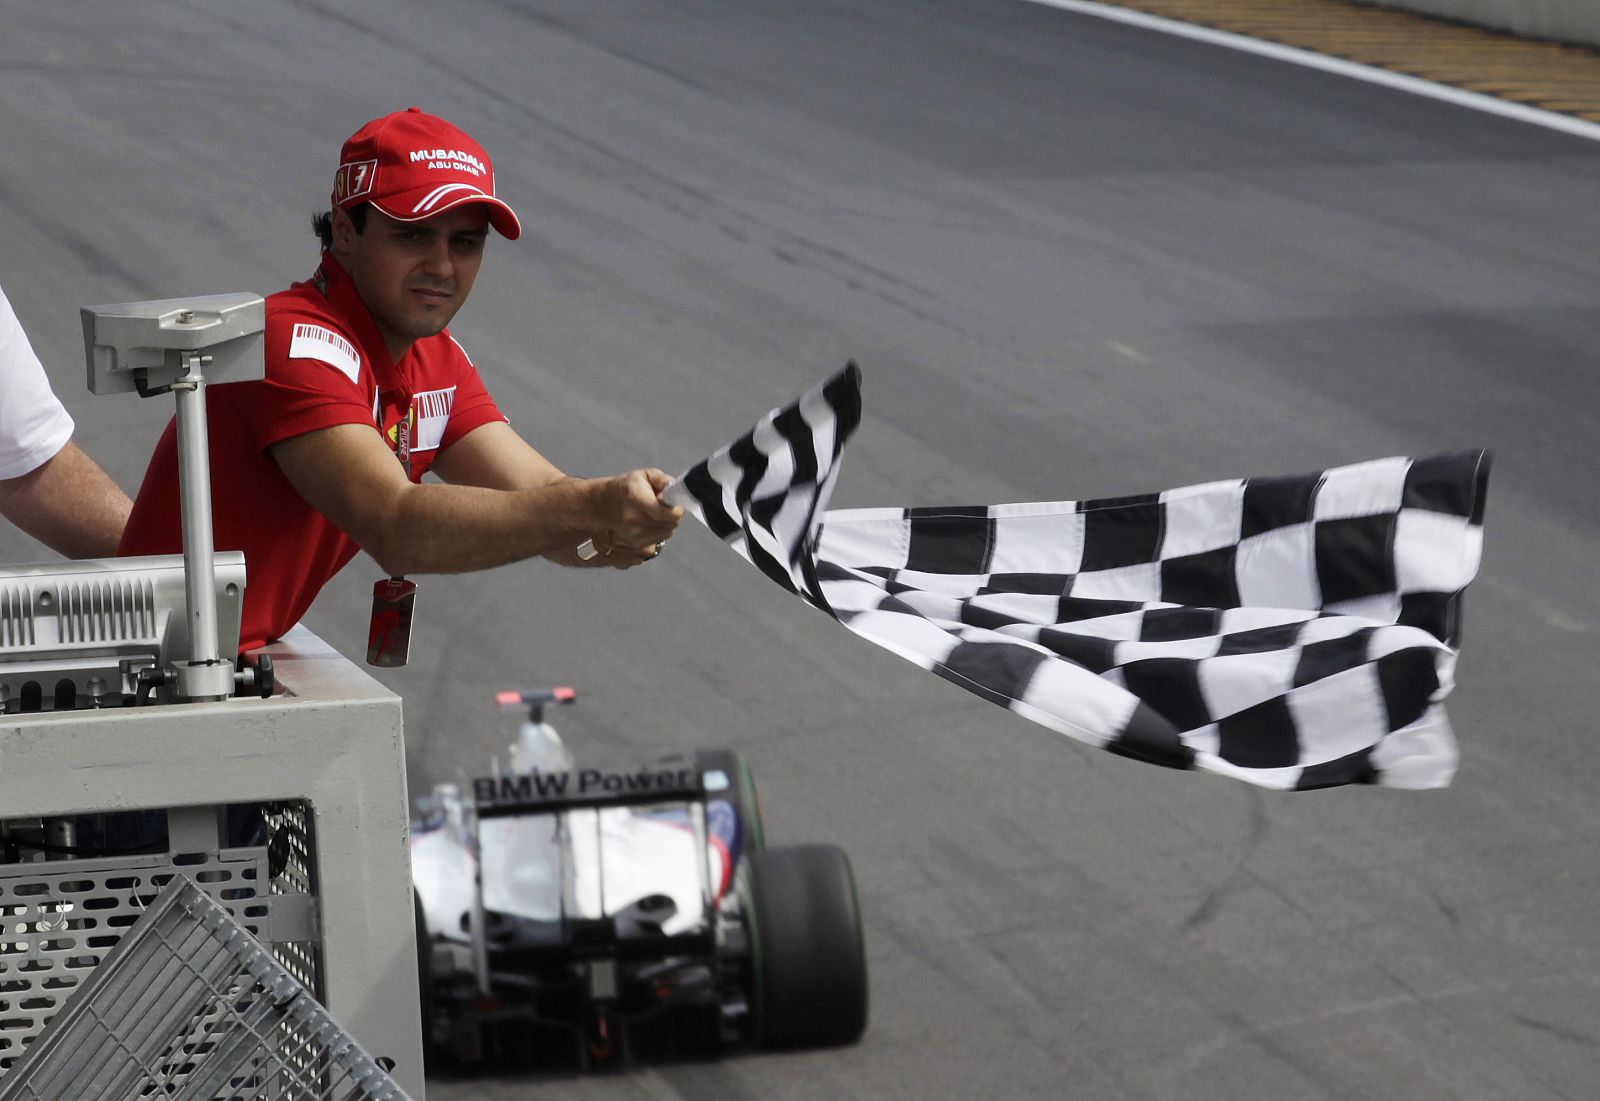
left=0, top=874, right=410, bottom=1101
left=0, top=846, right=282, bottom=1073
left=260, top=803, right=320, bottom=997
left=0, top=803, right=322, bottom=1079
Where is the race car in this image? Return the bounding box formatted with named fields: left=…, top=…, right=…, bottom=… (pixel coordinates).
left=410, top=687, right=868, bottom=1068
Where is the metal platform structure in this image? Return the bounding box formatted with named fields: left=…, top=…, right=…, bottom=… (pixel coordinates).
left=0, top=626, right=425, bottom=1098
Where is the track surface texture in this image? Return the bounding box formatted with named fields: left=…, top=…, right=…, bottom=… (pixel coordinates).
left=3, top=2, right=1597, bottom=1098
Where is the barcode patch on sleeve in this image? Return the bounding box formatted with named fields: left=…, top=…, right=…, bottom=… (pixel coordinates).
left=412, top=386, right=457, bottom=452
left=288, top=323, right=361, bottom=385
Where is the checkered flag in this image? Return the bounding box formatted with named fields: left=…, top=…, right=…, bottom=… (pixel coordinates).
left=667, top=367, right=1489, bottom=791
left=663, top=363, right=861, bottom=608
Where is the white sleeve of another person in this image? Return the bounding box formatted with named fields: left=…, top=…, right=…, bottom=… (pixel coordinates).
left=0, top=285, right=74, bottom=481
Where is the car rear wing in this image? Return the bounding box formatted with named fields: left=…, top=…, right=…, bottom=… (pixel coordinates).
left=471, top=763, right=706, bottom=817
left=463, top=758, right=724, bottom=998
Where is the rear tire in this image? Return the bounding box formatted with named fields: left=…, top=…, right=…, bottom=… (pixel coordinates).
left=745, top=844, right=867, bottom=1048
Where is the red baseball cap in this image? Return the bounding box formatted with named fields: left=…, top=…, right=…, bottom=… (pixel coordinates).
left=332, top=107, right=521, bottom=240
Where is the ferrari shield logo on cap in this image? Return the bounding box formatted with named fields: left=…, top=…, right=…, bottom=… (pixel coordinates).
left=334, top=159, right=377, bottom=202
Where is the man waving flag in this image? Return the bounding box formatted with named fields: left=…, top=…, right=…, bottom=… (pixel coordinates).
left=663, top=365, right=1488, bottom=792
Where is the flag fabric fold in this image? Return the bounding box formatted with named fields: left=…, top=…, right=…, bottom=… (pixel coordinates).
left=663, top=365, right=1488, bottom=791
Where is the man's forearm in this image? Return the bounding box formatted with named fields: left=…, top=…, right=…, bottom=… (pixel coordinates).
left=374, top=475, right=636, bottom=575
left=0, top=441, right=132, bottom=558
left=271, top=423, right=680, bottom=577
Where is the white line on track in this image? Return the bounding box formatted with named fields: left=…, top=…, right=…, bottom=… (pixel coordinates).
left=1022, top=0, right=1600, bottom=144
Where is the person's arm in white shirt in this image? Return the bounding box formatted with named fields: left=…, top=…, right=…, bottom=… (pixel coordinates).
left=0, top=285, right=132, bottom=557
left=0, top=441, right=131, bottom=558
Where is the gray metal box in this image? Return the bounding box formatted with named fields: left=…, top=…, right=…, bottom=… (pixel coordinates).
left=0, top=628, right=423, bottom=1098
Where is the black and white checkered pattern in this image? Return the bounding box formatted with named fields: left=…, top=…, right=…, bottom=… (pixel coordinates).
left=666, top=363, right=861, bottom=606
left=666, top=366, right=1489, bottom=791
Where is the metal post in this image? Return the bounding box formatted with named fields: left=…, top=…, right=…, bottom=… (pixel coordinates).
left=171, top=348, right=233, bottom=702
left=470, top=800, right=491, bottom=998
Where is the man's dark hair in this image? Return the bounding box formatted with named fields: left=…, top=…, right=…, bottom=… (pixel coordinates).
left=311, top=204, right=369, bottom=248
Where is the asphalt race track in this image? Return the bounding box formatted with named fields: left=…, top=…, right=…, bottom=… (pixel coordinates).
left=3, top=1, right=1598, bottom=1098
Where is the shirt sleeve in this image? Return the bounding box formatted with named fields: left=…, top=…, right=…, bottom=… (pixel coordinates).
left=240, top=307, right=379, bottom=455
left=0, top=286, right=75, bottom=480
left=438, top=335, right=508, bottom=451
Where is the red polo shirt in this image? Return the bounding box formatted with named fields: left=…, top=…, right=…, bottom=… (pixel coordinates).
left=118, top=253, right=505, bottom=651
